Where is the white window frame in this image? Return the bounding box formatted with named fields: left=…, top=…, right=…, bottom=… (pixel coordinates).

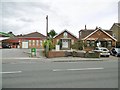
left=33, top=40, right=35, bottom=46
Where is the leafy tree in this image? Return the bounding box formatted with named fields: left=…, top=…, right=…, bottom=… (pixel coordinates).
left=48, top=29, right=57, bottom=39
left=8, top=32, right=15, bottom=37
left=43, top=39, right=54, bottom=51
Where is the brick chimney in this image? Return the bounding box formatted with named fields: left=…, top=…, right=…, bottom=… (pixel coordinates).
left=85, top=25, right=87, bottom=30
left=95, top=26, right=99, bottom=30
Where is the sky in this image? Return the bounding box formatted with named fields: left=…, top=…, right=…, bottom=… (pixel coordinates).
left=1, top=0, right=119, bottom=37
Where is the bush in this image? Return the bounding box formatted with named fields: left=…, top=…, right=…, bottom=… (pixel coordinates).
left=57, top=40, right=62, bottom=49
left=71, top=40, right=86, bottom=50
left=116, top=42, right=120, bottom=48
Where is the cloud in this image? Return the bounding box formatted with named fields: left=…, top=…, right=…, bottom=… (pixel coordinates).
left=1, top=0, right=119, bottom=37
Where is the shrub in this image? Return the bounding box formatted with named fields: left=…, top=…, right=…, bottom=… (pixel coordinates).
left=71, top=40, right=86, bottom=50
left=43, top=39, right=54, bottom=51
left=116, top=42, right=120, bottom=48
left=57, top=40, right=62, bottom=49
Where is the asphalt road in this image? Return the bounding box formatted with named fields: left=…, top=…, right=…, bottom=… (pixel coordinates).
left=1, top=49, right=119, bottom=88
left=2, top=59, right=118, bottom=88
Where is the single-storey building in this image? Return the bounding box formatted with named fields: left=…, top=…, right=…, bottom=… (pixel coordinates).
left=53, top=30, right=78, bottom=50
left=18, top=32, right=46, bottom=49
left=2, top=32, right=46, bottom=49
left=79, top=27, right=117, bottom=51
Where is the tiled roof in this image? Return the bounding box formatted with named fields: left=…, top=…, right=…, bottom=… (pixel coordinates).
left=54, top=29, right=78, bottom=39
left=115, top=23, right=120, bottom=27
left=79, top=29, right=112, bottom=39
left=18, top=32, right=46, bottom=38
left=82, top=28, right=117, bottom=41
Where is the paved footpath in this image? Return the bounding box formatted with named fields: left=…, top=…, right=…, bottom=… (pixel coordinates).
left=2, top=56, right=119, bottom=64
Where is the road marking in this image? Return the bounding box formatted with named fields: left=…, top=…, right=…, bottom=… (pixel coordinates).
left=0, top=71, right=22, bottom=74
left=10, top=62, right=36, bottom=64
left=53, top=67, right=104, bottom=72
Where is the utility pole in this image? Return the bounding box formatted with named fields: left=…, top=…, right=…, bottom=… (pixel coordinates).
left=46, top=15, right=48, bottom=38
left=45, top=15, right=49, bottom=57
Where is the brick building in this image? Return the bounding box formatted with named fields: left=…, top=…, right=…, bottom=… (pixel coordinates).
left=18, top=32, right=46, bottom=49
left=53, top=30, right=78, bottom=50
left=3, top=32, right=46, bottom=49
left=79, top=27, right=117, bottom=51
left=110, top=23, right=120, bottom=41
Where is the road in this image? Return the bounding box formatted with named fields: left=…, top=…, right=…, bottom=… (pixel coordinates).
left=2, top=59, right=118, bottom=88
left=1, top=49, right=119, bottom=88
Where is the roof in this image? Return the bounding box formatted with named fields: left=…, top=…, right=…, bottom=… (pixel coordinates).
left=114, top=23, right=120, bottom=27
left=110, top=23, right=120, bottom=30
left=18, top=32, right=46, bottom=38
left=79, top=29, right=112, bottom=39
left=82, top=28, right=117, bottom=41
left=54, top=29, right=78, bottom=39
left=0, top=32, right=14, bottom=37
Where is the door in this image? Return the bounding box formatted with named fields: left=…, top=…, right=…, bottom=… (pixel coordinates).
left=22, top=42, right=28, bottom=48
left=62, top=39, right=68, bottom=48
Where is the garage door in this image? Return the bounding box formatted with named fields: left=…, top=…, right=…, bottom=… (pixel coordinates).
left=22, top=42, right=28, bottom=48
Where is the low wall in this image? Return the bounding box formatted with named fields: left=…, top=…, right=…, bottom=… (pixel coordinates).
left=47, top=51, right=65, bottom=58
left=46, top=50, right=100, bottom=58
left=72, top=51, right=86, bottom=57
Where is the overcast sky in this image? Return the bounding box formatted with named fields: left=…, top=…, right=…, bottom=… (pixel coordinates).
left=1, top=0, right=119, bottom=37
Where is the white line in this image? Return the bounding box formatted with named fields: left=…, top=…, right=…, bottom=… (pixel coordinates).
left=0, top=71, right=22, bottom=74
left=53, top=67, right=104, bottom=72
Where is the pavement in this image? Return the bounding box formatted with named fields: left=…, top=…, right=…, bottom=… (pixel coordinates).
left=1, top=49, right=119, bottom=64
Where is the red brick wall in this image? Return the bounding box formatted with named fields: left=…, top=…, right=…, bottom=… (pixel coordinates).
left=47, top=51, right=65, bottom=58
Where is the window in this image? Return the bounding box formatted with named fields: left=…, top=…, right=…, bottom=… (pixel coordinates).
left=63, top=32, right=68, bottom=38
left=91, top=40, right=95, bottom=46
left=108, top=41, right=112, bottom=47
left=36, top=40, right=39, bottom=46
left=33, top=40, right=35, bottom=46
left=40, top=40, right=42, bottom=46
left=87, top=40, right=90, bottom=47
left=29, top=40, right=31, bottom=46
left=113, top=33, right=116, bottom=38
left=72, top=40, right=74, bottom=45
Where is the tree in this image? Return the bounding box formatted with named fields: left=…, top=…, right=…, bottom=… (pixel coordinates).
left=48, top=29, right=57, bottom=39
left=43, top=39, right=54, bottom=51
left=8, top=32, right=15, bottom=37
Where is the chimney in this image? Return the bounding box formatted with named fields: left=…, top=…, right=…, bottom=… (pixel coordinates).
left=95, top=26, right=98, bottom=30
left=85, top=25, right=87, bottom=30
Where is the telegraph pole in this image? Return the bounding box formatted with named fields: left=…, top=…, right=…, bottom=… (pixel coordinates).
left=46, top=15, right=48, bottom=38
left=45, top=15, right=49, bottom=57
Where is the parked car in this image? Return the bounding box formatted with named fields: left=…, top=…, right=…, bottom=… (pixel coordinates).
left=92, top=47, right=110, bottom=57
left=110, top=48, right=120, bottom=57
left=2, top=43, right=11, bottom=48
